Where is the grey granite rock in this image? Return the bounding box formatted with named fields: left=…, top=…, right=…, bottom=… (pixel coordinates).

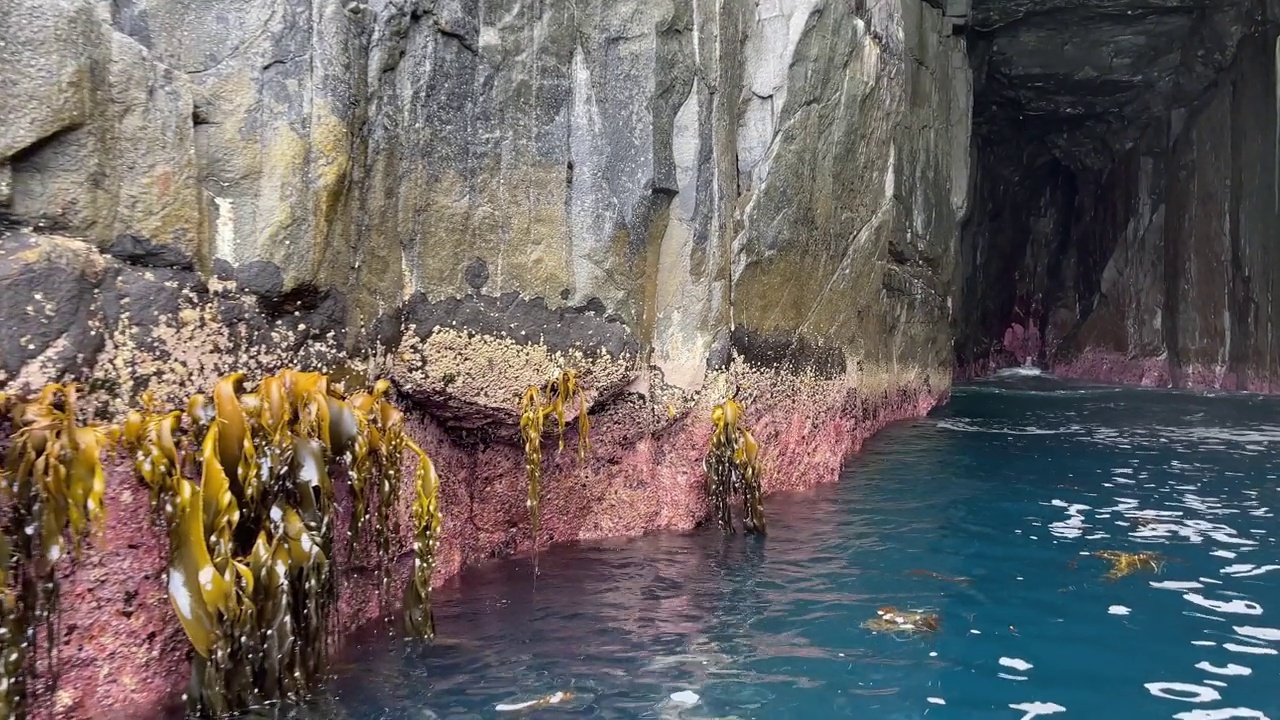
left=2, top=0, right=971, bottom=406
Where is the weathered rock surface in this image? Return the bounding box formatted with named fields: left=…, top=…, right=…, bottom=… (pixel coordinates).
left=1, top=0, right=970, bottom=716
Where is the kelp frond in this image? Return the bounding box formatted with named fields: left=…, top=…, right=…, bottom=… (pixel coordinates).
left=403, top=439, right=442, bottom=638
left=861, top=606, right=941, bottom=634
left=517, top=369, right=590, bottom=561
left=1092, top=550, right=1163, bottom=580
left=1, top=384, right=112, bottom=720
left=121, top=370, right=443, bottom=717
left=703, top=398, right=766, bottom=535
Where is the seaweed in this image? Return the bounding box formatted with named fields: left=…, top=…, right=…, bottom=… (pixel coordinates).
left=121, top=370, right=443, bottom=717
left=1091, top=550, right=1163, bottom=580
left=517, top=370, right=590, bottom=565
left=0, top=384, right=112, bottom=720
left=861, top=606, right=941, bottom=634
left=702, top=398, right=766, bottom=535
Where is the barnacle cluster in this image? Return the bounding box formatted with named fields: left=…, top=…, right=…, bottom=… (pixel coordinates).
left=1093, top=550, right=1163, bottom=580
left=703, top=398, right=766, bottom=535
left=517, top=370, right=590, bottom=560
left=121, top=370, right=443, bottom=716
left=0, top=385, right=112, bottom=720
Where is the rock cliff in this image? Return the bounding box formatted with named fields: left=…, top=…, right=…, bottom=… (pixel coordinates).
left=1, top=0, right=970, bottom=715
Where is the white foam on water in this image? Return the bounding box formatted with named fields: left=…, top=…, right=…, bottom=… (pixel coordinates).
left=994, top=366, right=1046, bottom=378
left=1010, top=701, right=1066, bottom=719
left=1233, top=626, right=1280, bottom=641
left=1183, top=594, right=1264, bottom=615
left=1192, top=641, right=1217, bottom=646
left=926, top=697, right=946, bottom=705
left=999, top=673, right=1029, bottom=681
left=496, top=692, right=570, bottom=712
left=1000, top=657, right=1034, bottom=671
left=1174, top=709, right=1271, bottom=720
left=1223, top=643, right=1278, bottom=655
left=1195, top=661, right=1251, bottom=676
left=1212, top=551, right=1239, bottom=559
left=1109, top=605, right=1131, bottom=615
left=1145, top=682, right=1221, bottom=703
left=1204, top=681, right=1228, bottom=687
left=1154, top=581, right=1205, bottom=590
left=1049, top=500, right=1092, bottom=538
left=669, top=691, right=700, bottom=705
left=934, top=419, right=1066, bottom=435
left=1222, top=564, right=1280, bottom=577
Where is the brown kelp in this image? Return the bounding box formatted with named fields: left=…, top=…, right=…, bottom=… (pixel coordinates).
left=122, top=370, right=443, bottom=717
left=1092, top=550, right=1163, bottom=580
left=0, top=384, right=112, bottom=720
left=861, top=606, right=941, bottom=634
left=517, top=370, right=590, bottom=558
left=703, top=398, right=766, bottom=535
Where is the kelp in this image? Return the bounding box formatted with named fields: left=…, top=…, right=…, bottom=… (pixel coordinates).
left=703, top=398, right=766, bottom=535
left=0, top=384, right=112, bottom=720
left=403, top=439, right=441, bottom=638
left=1091, top=550, right=1163, bottom=580
left=861, top=606, right=941, bottom=634
left=517, top=370, right=590, bottom=560
left=121, top=370, right=443, bottom=717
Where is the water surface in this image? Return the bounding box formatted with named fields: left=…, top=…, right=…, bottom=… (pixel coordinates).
left=281, top=376, right=1280, bottom=719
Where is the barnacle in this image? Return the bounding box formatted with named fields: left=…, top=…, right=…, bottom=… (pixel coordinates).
left=517, top=369, right=590, bottom=563
left=703, top=398, right=767, bottom=535
left=121, top=370, right=443, bottom=717
left=1092, top=550, right=1163, bottom=580
left=0, top=384, right=113, bottom=720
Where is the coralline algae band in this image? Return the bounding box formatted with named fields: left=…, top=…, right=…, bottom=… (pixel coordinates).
left=41, top=374, right=943, bottom=718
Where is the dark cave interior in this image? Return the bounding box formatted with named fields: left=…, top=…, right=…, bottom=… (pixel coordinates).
left=953, top=0, right=1280, bottom=388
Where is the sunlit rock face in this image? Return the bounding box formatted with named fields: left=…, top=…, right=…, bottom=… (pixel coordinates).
left=1, top=1, right=969, bottom=715
left=956, top=0, right=1280, bottom=390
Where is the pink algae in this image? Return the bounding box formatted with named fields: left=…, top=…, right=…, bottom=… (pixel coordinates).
left=39, top=381, right=942, bottom=719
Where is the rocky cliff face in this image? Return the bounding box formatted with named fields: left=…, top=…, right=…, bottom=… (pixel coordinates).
left=956, top=0, right=1280, bottom=390
left=1, top=0, right=970, bottom=715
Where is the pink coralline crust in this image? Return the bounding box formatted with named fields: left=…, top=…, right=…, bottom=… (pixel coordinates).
left=1002, top=322, right=1042, bottom=365
left=39, top=379, right=942, bottom=719
left=1050, top=349, right=1173, bottom=387
left=960, top=346, right=1280, bottom=395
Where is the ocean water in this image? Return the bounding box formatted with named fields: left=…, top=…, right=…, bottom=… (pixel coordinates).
left=270, top=375, right=1280, bottom=719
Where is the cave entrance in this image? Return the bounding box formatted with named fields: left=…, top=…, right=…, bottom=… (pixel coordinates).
left=955, top=0, right=1280, bottom=389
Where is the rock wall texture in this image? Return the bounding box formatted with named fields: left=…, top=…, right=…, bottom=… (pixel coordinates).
left=956, top=0, right=1280, bottom=391
left=1, top=0, right=971, bottom=716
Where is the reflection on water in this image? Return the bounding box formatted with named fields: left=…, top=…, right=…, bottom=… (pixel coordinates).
left=254, top=375, right=1280, bottom=720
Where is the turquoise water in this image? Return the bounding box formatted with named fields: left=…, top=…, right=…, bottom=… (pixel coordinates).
left=280, top=375, right=1280, bottom=719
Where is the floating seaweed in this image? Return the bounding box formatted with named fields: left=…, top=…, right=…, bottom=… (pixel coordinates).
left=495, top=690, right=576, bottom=712
left=122, top=370, right=444, bottom=717
left=517, top=370, right=590, bottom=562
left=0, top=384, right=112, bottom=720
left=907, top=569, right=972, bottom=585
left=861, top=606, right=941, bottom=635
left=1091, top=550, right=1163, bottom=580
left=702, top=398, right=766, bottom=535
